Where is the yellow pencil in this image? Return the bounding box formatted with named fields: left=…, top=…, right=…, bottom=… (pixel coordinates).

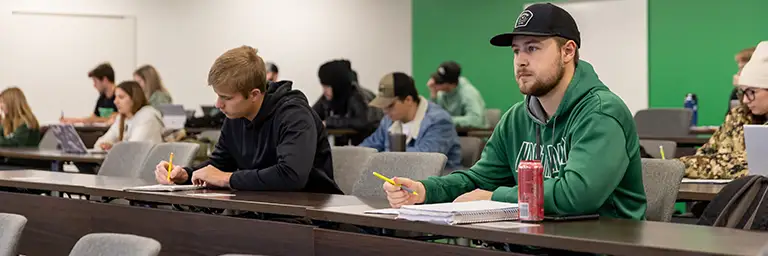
left=659, top=146, right=666, bottom=160
left=373, top=172, right=418, bottom=195
left=167, top=152, right=174, bottom=182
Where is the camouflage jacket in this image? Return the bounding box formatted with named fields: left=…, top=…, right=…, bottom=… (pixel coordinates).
left=678, top=105, right=765, bottom=179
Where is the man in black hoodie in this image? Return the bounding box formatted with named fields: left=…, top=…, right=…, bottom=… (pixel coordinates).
left=154, top=46, right=342, bottom=194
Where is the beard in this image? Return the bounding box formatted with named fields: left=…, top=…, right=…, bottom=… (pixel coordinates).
left=517, top=56, right=566, bottom=97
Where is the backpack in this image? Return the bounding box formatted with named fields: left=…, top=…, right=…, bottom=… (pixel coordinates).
left=697, top=175, right=768, bottom=230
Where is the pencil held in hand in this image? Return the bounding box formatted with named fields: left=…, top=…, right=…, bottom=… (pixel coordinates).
left=373, top=172, right=418, bottom=195
left=167, top=153, right=174, bottom=182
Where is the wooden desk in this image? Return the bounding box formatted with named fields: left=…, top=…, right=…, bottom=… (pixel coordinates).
left=0, top=148, right=104, bottom=171
left=326, top=128, right=358, bottom=136
left=0, top=191, right=314, bottom=256
left=308, top=203, right=768, bottom=256
left=689, top=126, right=718, bottom=135
left=678, top=183, right=725, bottom=201
left=639, top=136, right=710, bottom=147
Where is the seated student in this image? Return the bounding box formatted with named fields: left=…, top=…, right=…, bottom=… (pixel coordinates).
left=726, top=46, right=756, bottom=115
left=382, top=4, right=646, bottom=220
left=154, top=46, right=342, bottom=194
left=93, top=81, right=164, bottom=150
left=134, top=65, right=173, bottom=107
left=61, top=63, right=119, bottom=125
left=312, top=60, right=382, bottom=145
left=360, top=72, right=462, bottom=169
left=428, top=61, right=487, bottom=128
left=0, top=87, right=40, bottom=147
left=266, top=62, right=279, bottom=82
left=680, top=41, right=768, bottom=179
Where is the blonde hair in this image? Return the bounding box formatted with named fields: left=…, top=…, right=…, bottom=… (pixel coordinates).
left=0, top=87, right=39, bottom=136
left=207, top=46, right=267, bottom=97
left=133, top=65, right=171, bottom=101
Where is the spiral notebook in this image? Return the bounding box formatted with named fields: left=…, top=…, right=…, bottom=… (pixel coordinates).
left=396, top=200, right=519, bottom=225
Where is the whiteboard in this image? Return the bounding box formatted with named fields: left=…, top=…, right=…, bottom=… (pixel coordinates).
left=524, top=0, right=648, bottom=115
left=7, top=12, right=136, bottom=125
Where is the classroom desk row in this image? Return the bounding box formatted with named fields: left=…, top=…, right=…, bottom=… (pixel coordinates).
left=0, top=170, right=753, bottom=256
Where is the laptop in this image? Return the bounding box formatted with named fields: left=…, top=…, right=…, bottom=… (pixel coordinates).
left=744, top=125, right=768, bottom=176
left=49, top=124, right=105, bottom=154
left=200, top=105, right=220, bottom=117
left=156, top=104, right=187, bottom=129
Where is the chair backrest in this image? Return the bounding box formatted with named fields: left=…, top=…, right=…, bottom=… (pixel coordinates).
left=331, top=146, right=378, bottom=194
left=97, top=142, right=155, bottom=178
left=38, top=128, right=59, bottom=150
left=486, top=109, right=502, bottom=128
left=69, top=233, right=161, bottom=256
left=634, top=108, right=693, bottom=137
left=352, top=152, right=447, bottom=198
left=198, top=130, right=221, bottom=144
left=138, top=142, right=200, bottom=182
left=0, top=213, right=27, bottom=256
left=639, top=140, right=677, bottom=159
left=641, top=159, right=685, bottom=222
left=458, top=137, right=485, bottom=168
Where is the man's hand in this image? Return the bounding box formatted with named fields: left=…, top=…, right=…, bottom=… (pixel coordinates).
left=191, top=165, right=233, bottom=188
left=154, top=161, right=188, bottom=184
left=427, top=78, right=438, bottom=99
left=383, top=177, right=426, bottom=208
left=453, top=189, right=493, bottom=203
left=100, top=143, right=113, bottom=151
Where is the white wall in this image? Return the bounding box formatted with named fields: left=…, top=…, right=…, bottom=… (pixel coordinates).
left=0, top=0, right=412, bottom=124
left=526, top=0, right=649, bottom=115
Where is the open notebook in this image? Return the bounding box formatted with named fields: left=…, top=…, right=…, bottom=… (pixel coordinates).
left=396, top=200, right=519, bottom=225
left=123, top=184, right=204, bottom=192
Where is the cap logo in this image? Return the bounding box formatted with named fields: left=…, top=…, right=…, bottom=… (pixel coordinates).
left=438, top=67, right=445, bottom=75
left=515, top=10, right=533, bottom=28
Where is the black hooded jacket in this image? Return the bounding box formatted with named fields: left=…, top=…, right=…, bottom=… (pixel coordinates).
left=185, top=81, right=342, bottom=194
left=313, top=60, right=382, bottom=145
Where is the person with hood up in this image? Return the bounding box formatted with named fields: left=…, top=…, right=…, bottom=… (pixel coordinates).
left=380, top=3, right=646, bottom=220
left=154, top=46, right=342, bottom=194
left=312, top=59, right=382, bottom=146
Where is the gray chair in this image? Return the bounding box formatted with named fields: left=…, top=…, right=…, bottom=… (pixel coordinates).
left=458, top=137, right=485, bottom=168
left=0, top=213, right=27, bottom=256
left=97, top=142, right=155, bottom=178
left=486, top=109, right=502, bottom=128
left=69, top=233, right=160, bottom=256
left=198, top=130, right=221, bottom=144
left=137, top=142, right=200, bottom=183
left=641, top=159, right=685, bottom=222
left=639, top=140, right=678, bottom=159
left=634, top=108, right=693, bottom=137
left=331, top=146, right=378, bottom=194
left=351, top=152, right=447, bottom=198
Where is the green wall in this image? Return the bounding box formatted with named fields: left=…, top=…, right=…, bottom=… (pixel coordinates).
left=413, top=0, right=768, bottom=125
left=648, top=0, right=768, bottom=125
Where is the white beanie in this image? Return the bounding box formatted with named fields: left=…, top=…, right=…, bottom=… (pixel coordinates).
left=738, top=41, right=768, bottom=89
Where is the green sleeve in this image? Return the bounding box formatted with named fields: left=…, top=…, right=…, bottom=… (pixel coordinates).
left=451, top=89, right=486, bottom=128
left=420, top=117, right=513, bottom=203
left=150, top=91, right=173, bottom=106
left=545, top=113, right=629, bottom=215
left=0, top=124, right=34, bottom=147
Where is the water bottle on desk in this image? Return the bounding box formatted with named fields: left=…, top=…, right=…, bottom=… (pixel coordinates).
left=684, top=93, right=698, bottom=127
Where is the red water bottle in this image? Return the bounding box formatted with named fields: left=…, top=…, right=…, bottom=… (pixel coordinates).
left=517, top=160, right=544, bottom=222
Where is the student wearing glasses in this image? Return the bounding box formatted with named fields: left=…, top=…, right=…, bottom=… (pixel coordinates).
left=679, top=41, right=768, bottom=180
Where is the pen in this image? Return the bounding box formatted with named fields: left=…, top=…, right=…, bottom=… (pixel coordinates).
left=659, top=145, right=666, bottom=160
left=373, top=172, right=418, bottom=195
left=167, top=152, right=174, bottom=182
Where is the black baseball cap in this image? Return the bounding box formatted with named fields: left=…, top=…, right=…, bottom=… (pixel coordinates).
left=369, top=72, right=418, bottom=109
left=490, top=3, right=581, bottom=48
left=430, top=61, right=461, bottom=84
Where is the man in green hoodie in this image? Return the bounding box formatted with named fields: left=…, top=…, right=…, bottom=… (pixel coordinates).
left=383, top=3, right=646, bottom=220
left=428, top=61, right=487, bottom=128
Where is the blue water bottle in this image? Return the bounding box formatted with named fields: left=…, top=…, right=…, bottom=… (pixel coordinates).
left=684, top=93, right=698, bottom=126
